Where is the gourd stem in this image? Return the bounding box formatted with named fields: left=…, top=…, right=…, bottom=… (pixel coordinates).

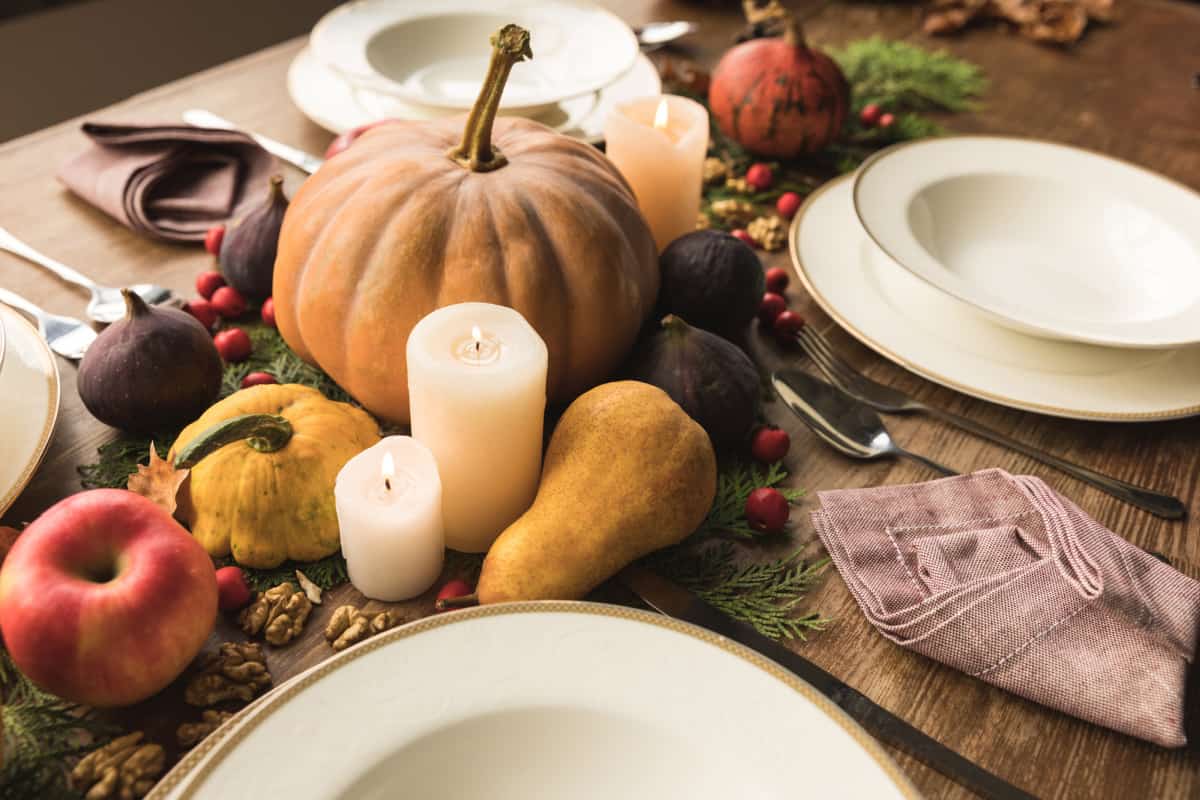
left=121, top=288, right=149, bottom=319
left=435, top=593, right=480, bottom=611
left=174, top=413, right=293, bottom=468
left=447, top=24, right=532, bottom=172
left=742, top=0, right=805, bottom=47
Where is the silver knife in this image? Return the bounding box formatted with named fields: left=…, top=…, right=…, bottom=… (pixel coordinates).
left=182, top=109, right=325, bottom=175
left=618, top=565, right=1035, bottom=800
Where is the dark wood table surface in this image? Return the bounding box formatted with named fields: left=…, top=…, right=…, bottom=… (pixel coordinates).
left=2, top=1, right=1199, bottom=797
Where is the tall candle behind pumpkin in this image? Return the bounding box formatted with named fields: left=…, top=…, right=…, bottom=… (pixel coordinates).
left=604, top=95, right=709, bottom=251
left=407, top=303, right=548, bottom=553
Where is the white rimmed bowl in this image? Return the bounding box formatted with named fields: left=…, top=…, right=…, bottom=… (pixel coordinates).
left=310, top=0, right=639, bottom=115
left=853, top=136, right=1200, bottom=349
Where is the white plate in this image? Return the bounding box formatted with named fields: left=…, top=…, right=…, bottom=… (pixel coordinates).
left=310, top=0, right=639, bottom=114
left=150, top=603, right=915, bottom=800
left=0, top=305, right=60, bottom=517
left=288, top=44, right=660, bottom=145
left=853, top=137, right=1200, bottom=349
left=793, top=175, right=1200, bottom=421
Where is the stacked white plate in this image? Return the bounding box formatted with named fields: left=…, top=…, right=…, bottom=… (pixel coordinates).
left=791, top=136, right=1200, bottom=421
left=0, top=305, right=60, bottom=517
left=289, top=0, right=662, bottom=144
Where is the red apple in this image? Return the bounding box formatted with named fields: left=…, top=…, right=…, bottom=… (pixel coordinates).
left=0, top=489, right=217, bottom=707
left=324, top=119, right=398, bottom=160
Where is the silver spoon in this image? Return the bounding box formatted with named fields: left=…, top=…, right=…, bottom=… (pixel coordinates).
left=0, top=288, right=97, bottom=361
left=772, top=369, right=956, bottom=476
left=634, top=20, right=699, bottom=51
left=0, top=226, right=171, bottom=324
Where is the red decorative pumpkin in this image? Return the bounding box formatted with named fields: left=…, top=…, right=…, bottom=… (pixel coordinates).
left=708, top=1, right=849, bottom=158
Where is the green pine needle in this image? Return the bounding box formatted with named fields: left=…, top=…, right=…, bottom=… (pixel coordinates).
left=218, top=551, right=350, bottom=593
left=832, top=37, right=987, bottom=114
left=697, top=460, right=804, bottom=540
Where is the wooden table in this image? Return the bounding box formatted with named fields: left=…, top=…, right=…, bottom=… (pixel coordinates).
left=3, top=1, right=1199, bottom=796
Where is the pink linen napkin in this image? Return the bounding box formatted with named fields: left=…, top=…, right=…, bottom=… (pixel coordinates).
left=812, top=468, right=1200, bottom=748
left=57, top=122, right=276, bottom=242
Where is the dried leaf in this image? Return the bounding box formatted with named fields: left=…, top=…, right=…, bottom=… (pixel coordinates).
left=295, top=569, right=323, bottom=605
left=125, top=443, right=189, bottom=517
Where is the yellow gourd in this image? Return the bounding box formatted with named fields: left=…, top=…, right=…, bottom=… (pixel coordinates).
left=168, top=384, right=379, bottom=568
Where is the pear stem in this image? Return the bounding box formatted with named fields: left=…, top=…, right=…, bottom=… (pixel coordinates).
left=446, top=24, right=532, bottom=172
left=435, top=593, right=480, bottom=611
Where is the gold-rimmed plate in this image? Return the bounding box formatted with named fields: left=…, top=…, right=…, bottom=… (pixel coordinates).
left=151, top=602, right=916, bottom=799
left=0, top=304, right=59, bottom=518
left=791, top=175, right=1200, bottom=421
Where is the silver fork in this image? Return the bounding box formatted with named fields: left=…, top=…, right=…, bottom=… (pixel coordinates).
left=0, top=288, right=97, bottom=361
left=0, top=227, right=172, bottom=324
left=795, top=325, right=1187, bottom=520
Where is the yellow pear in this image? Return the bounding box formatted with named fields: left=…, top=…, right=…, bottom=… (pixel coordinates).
left=478, top=381, right=717, bottom=603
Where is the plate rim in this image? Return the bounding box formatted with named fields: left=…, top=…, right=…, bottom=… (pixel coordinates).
left=309, top=0, right=640, bottom=113
left=0, top=306, right=60, bottom=518
left=851, top=135, right=1200, bottom=350
left=791, top=174, right=1200, bottom=422
left=151, top=601, right=919, bottom=800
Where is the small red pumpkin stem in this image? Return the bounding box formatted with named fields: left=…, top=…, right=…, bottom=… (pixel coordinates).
left=742, top=0, right=805, bottom=47
left=448, top=24, right=532, bottom=173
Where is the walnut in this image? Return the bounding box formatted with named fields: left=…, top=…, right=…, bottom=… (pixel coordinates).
left=325, top=605, right=404, bottom=651
left=71, top=732, right=164, bottom=800
left=747, top=215, right=787, bottom=252
left=702, top=157, right=729, bottom=185
left=709, top=199, right=756, bottom=226
left=184, top=642, right=271, bottom=707
left=176, top=710, right=235, bottom=749
left=239, top=581, right=312, bottom=646
left=725, top=177, right=752, bottom=194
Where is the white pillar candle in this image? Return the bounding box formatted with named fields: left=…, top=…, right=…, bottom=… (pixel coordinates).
left=604, top=94, right=709, bottom=251
left=334, top=436, right=444, bottom=601
left=407, top=302, right=548, bottom=553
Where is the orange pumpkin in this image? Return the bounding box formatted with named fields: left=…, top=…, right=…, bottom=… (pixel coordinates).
left=273, top=25, right=659, bottom=424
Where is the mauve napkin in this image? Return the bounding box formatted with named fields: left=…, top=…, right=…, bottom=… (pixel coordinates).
left=57, top=122, right=276, bottom=242
left=812, top=468, right=1200, bottom=748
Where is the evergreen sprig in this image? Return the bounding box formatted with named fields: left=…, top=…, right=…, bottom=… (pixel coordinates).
left=216, top=552, right=350, bottom=593
left=697, top=460, right=804, bottom=540
left=831, top=36, right=987, bottom=114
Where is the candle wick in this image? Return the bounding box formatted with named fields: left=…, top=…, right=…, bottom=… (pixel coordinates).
left=384, top=477, right=392, bottom=491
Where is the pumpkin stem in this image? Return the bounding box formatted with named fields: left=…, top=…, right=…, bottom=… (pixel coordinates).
left=121, top=288, right=149, bottom=319
left=447, top=24, right=532, bottom=173
left=742, top=0, right=805, bottom=47
left=174, top=413, right=294, bottom=468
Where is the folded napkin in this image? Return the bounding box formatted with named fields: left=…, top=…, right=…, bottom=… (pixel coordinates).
left=58, top=122, right=276, bottom=242
left=812, top=468, right=1200, bottom=748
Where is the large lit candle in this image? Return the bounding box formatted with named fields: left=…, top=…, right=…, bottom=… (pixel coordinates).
left=335, top=436, right=444, bottom=601
left=407, top=302, right=548, bottom=553
left=604, top=94, right=709, bottom=251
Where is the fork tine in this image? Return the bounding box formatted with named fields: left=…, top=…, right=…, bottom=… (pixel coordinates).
left=796, top=328, right=853, bottom=391
left=798, top=326, right=860, bottom=388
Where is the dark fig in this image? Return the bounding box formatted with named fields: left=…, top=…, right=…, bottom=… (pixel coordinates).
left=78, top=291, right=222, bottom=434
left=626, top=315, right=760, bottom=452
left=220, top=174, right=288, bottom=302
left=657, top=229, right=765, bottom=339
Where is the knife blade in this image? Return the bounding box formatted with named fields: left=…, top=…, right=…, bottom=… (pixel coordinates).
left=182, top=109, right=325, bottom=175
left=618, top=565, right=1035, bottom=800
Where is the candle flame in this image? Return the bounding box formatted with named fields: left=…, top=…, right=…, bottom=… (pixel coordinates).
left=653, top=98, right=669, bottom=131
left=471, top=325, right=482, bottom=345
left=381, top=451, right=395, bottom=491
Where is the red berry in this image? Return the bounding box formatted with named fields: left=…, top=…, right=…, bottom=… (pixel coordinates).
left=745, top=163, right=773, bottom=191
left=214, top=327, right=253, bottom=362
left=210, top=285, right=247, bottom=318
left=184, top=298, right=218, bottom=330
left=731, top=228, right=756, bottom=248
left=758, top=292, right=788, bottom=327
left=751, top=426, right=791, bottom=464
left=765, top=267, right=790, bottom=294
left=859, top=103, right=883, bottom=127
left=203, top=225, right=225, bottom=256
left=878, top=112, right=896, bottom=129
left=745, top=487, right=790, bottom=534
left=241, top=371, right=277, bottom=388
left=195, top=270, right=225, bottom=300
left=435, top=579, right=474, bottom=612
left=260, top=296, right=276, bottom=328
left=773, top=310, right=804, bottom=343
left=215, top=566, right=252, bottom=611
left=776, top=191, right=802, bottom=220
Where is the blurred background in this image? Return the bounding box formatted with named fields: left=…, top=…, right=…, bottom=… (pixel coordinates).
left=0, top=0, right=343, bottom=142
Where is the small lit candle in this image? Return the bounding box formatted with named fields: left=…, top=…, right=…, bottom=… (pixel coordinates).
left=407, top=302, right=548, bottom=553
left=335, top=436, right=444, bottom=601
left=604, top=94, right=709, bottom=251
